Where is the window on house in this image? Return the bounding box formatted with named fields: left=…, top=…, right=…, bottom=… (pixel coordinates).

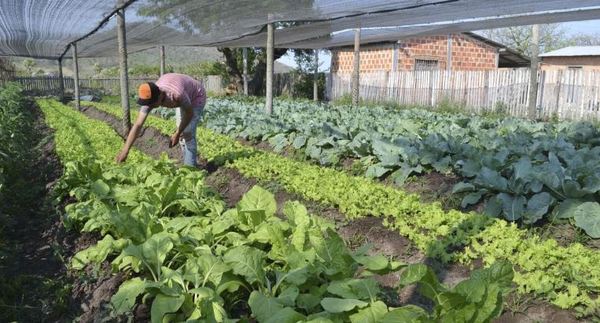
left=414, top=59, right=439, bottom=71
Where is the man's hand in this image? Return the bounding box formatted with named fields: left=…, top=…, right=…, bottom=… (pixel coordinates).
left=116, top=149, right=128, bottom=163
left=169, top=132, right=180, bottom=148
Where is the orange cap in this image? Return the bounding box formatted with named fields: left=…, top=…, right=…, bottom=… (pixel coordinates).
left=137, top=82, right=160, bottom=105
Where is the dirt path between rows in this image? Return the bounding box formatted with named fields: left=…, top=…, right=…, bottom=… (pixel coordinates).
left=80, top=105, right=580, bottom=323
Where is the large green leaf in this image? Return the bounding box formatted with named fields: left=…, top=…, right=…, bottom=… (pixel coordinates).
left=91, top=179, right=111, bottom=198
left=71, top=235, right=126, bottom=270
left=327, top=278, right=379, bottom=301
left=461, top=190, right=485, bottom=208
left=248, top=291, right=284, bottom=322
left=320, top=298, right=368, bottom=313
left=452, top=182, right=476, bottom=194
left=498, top=193, right=526, bottom=221
left=353, top=255, right=389, bottom=272
left=476, top=168, right=508, bottom=191
left=111, top=277, right=146, bottom=315
left=238, top=186, right=277, bottom=217
left=399, top=264, right=442, bottom=301
left=314, top=229, right=353, bottom=277
left=365, top=164, right=390, bottom=179
left=573, top=202, right=600, bottom=238
left=264, top=307, right=305, bottom=323
left=349, top=301, right=388, bottom=323
left=150, top=294, right=185, bottom=323
left=223, top=246, right=267, bottom=286
left=381, top=305, right=428, bottom=322
left=552, top=199, right=587, bottom=220
left=523, top=192, right=554, bottom=224
left=293, top=135, right=307, bottom=149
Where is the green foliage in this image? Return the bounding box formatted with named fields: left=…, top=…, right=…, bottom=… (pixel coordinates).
left=291, top=70, right=326, bottom=100
left=89, top=100, right=600, bottom=315
left=200, top=97, right=600, bottom=238
left=0, top=83, right=28, bottom=203
left=129, top=64, right=161, bottom=77
left=177, top=61, right=227, bottom=81
left=22, top=58, right=36, bottom=75
left=47, top=98, right=515, bottom=322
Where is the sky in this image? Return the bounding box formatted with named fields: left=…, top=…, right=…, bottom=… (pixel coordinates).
left=277, top=19, right=600, bottom=72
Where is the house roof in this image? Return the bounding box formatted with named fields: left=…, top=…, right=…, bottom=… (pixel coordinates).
left=540, top=46, right=600, bottom=57
left=462, top=32, right=530, bottom=67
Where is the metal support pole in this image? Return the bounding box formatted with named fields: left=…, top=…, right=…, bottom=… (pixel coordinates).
left=72, top=43, right=80, bottom=111
left=266, top=22, right=274, bottom=114
left=117, top=5, right=131, bottom=133
left=243, top=48, right=249, bottom=96
left=58, top=58, right=65, bottom=102
left=160, top=46, right=166, bottom=76
left=352, top=28, right=361, bottom=107
left=313, top=50, right=319, bottom=102
left=528, top=24, right=540, bottom=120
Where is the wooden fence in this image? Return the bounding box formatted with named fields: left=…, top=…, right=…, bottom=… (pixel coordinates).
left=3, top=74, right=303, bottom=98
left=330, top=69, right=600, bottom=120
left=6, top=75, right=225, bottom=97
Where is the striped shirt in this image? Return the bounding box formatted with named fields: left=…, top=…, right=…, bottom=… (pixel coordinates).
left=156, top=73, right=206, bottom=109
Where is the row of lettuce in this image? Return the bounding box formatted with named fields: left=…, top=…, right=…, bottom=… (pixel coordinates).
left=0, top=83, right=29, bottom=206
left=88, top=100, right=600, bottom=316
left=41, top=98, right=516, bottom=322
left=190, top=97, right=600, bottom=238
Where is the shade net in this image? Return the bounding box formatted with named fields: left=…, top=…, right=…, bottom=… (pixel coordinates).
left=1, top=0, right=600, bottom=59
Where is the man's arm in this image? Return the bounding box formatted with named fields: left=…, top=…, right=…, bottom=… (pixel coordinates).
left=116, top=107, right=151, bottom=163
left=170, top=96, right=194, bottom=147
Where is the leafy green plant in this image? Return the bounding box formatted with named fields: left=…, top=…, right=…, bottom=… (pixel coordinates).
left=84, top=100, right=600, bottom=315
left=44, top=99, right=520, bottom=322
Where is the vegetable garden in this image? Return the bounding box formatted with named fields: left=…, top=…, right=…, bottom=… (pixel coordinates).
left=2, top=82, right=600, bottom=322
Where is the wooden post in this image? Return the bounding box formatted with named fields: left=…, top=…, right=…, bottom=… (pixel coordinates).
left=265, top=21, right=274, bottom=114
left=483, top=70, right=490, bottom=110
left=555, top=70, right=563, bottom=118
left=352, top=28, right=361, bottom=107
left=72, top=43, right=80, bottom=111
left=538, top=70, right=546, bottom=118
left=313, top=50, right=319, bottom=102
left=117, top=4, right=131, bottom=133
left=160, top=45, right=166, bottom=76
left=528, top=25, right=540, bottom=120
left=58, top=58, right=65, bottom=102
left=243, top=48, right=249, bottom=96
left=446, top=34, right=452, bottom=71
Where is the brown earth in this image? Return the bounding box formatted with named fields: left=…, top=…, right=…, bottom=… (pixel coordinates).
left=79, top=105, right=583, bottom=323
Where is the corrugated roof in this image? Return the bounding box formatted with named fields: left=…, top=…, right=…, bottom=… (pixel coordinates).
left=540, top=46, right=600, bottom=57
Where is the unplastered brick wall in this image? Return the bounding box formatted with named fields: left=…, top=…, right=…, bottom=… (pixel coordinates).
left=331, top=33, right=498, bottom=74
left=541, top=56, right=600, bottom=71
left=331, top=44, right=395, bottom=73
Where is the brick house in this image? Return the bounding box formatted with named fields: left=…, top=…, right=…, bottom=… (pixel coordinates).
left=540, top=46, right=600, bottom=71
left=331, top=32, right=529, bottom=74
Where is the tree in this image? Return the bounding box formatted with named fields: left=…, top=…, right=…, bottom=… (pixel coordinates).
left=218, top=47, right=288, bottom=95
left=0, top=58, right=15, bottom=79
left=93, top=63, right=103, bottom=75
left=567, top=33, right=600, bottom=46
left=481, top=24, right=571, bottom=56
left=291, top=49, right=325, bottom=99
left=22, top=59, right=36, bottom=75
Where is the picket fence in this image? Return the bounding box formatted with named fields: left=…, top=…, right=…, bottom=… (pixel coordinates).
left=330, top=68, right=600, bottom=120
left=9, top=75, right=225, bottom=96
